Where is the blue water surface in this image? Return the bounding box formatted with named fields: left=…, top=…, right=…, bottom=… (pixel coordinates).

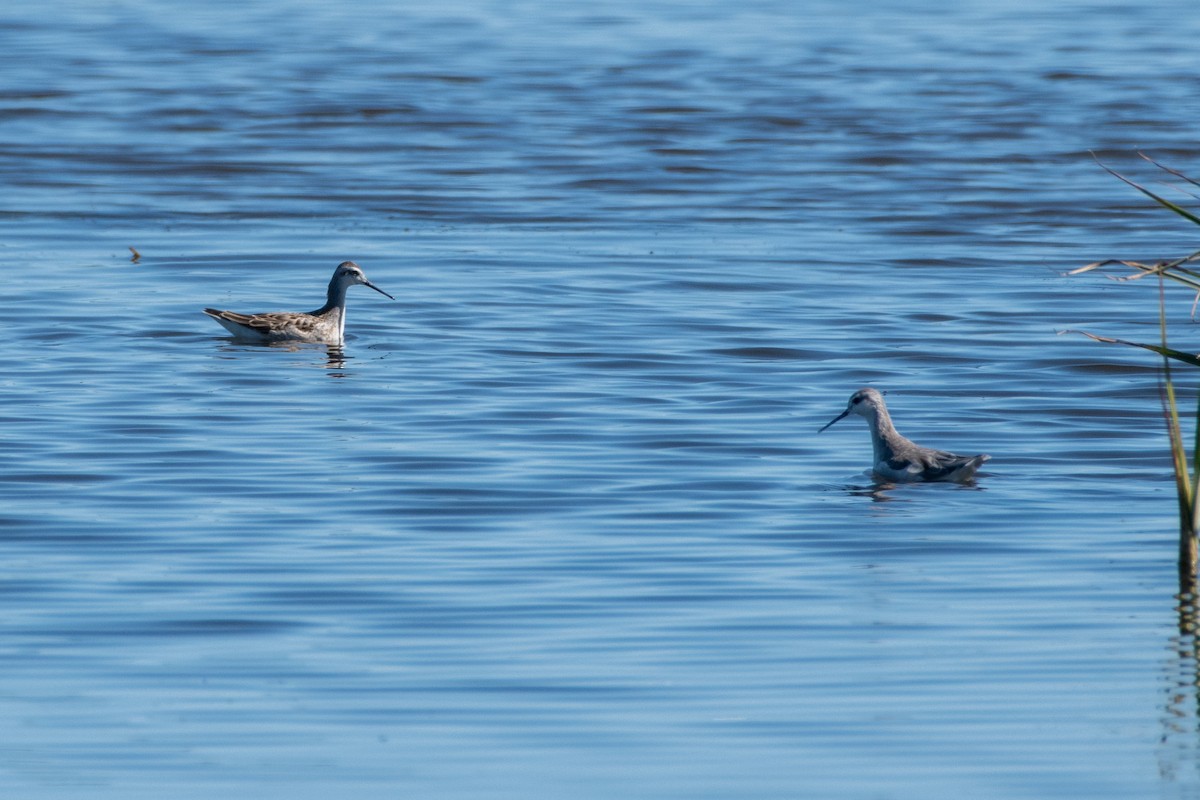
left=2, top=0, right=1200, bottom=797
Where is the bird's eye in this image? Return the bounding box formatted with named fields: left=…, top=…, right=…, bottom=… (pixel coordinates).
left=851, top=395, right=862, bottom=404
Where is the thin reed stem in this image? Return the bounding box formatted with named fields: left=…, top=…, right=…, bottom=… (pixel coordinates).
left=1159, top=277, right=1200, bottom=575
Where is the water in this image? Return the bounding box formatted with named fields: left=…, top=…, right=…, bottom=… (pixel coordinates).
left=2, top=0, right=1200, bottom=797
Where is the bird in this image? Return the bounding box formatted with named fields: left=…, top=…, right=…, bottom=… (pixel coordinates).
left=819, top=387, right=990, bottom=482
left=203, top=261, right=394, bottom=344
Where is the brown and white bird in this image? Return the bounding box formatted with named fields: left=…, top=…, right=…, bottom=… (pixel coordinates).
left=203, top=261, right=394, bottom=345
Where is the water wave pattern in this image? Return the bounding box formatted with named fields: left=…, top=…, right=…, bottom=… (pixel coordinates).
left=1, top=0, right=1199, bottom=797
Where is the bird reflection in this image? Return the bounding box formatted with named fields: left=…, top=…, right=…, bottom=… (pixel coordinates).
left=845, top=481, right=899, bottom=503
left=840, top=476, right=985, bottom=504
left=323, top=344, right=348, bottom=377
left=215, top=340, right=353, bottom=377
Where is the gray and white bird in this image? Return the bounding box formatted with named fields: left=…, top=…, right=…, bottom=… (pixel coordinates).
left=204, top=261, right=394, bottom=345
left=819, top=387, right=990, bottom=482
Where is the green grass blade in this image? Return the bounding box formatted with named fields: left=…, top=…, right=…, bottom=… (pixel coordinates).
left=1160, top=349, right=1192, bottom=527
left=1140, top=152, right=1200, bottom=190
left=1094, top=154, right=1200, bottom=228
left=1059, top=329, right=1200, bottom=367
left=1068, top=253, right=1200, bottom=293
left=1156, top=278, right=1196, bottom=534
left=1193, top=387, right=1200, bottom=534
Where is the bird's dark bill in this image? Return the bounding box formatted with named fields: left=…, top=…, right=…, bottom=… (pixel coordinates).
left=366, top=281, right=395, bottom=300
left=819, top=409, right=849, bottom=433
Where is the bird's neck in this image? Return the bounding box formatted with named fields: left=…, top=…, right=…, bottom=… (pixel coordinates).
left=310, top=280, right=348, bottom=342
left=312, top=279, right=349, bottom=316
left=868, top=408, right=902, bottom=462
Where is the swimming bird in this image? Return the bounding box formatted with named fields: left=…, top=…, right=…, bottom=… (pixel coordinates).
left=203, top=261, right=394, bottom=344
left=819, top=387, right=990, bottom=482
